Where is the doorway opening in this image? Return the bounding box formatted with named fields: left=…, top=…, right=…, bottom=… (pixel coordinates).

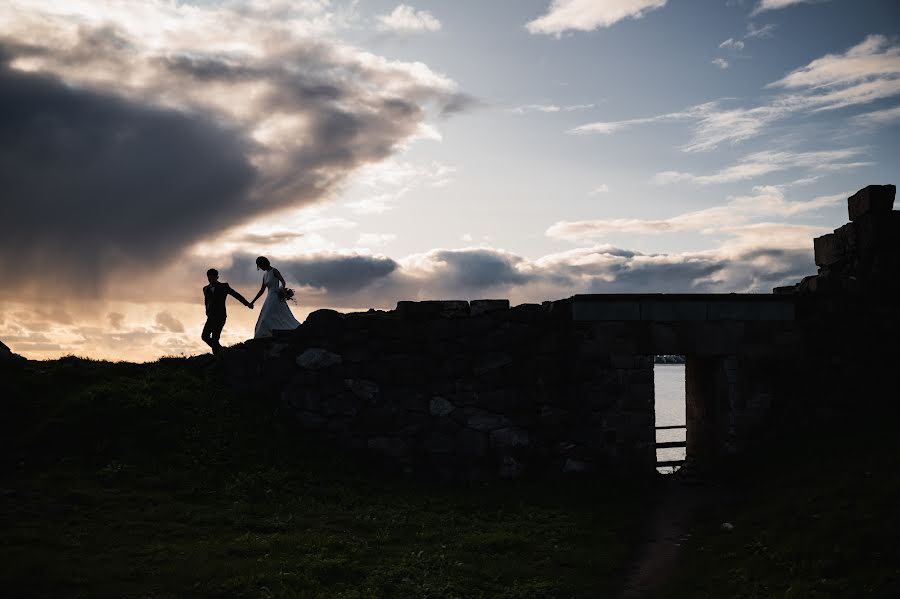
left=654, top=355, right=686, bottom=473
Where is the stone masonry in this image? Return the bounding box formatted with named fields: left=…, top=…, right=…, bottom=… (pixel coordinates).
left=220, top=183, right=899, bottom=479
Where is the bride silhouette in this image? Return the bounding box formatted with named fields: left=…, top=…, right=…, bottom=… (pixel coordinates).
left=250, top=256, right=300, bottom=338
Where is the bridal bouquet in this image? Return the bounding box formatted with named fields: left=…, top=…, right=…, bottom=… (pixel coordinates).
left=277, top=287, right=296, bottom=303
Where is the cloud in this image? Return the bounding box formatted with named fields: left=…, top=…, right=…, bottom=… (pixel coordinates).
left=589, top=184, right=610, bottom=195
left=546, top=186, right=843, bottom=240
left=107, top=312, right=125, bottom=330
left=752, top=0, right=826, bottom=15
left=745, top=23, right=777, bottom=39
left=0, top=0, right=469, bottom=299
left=155, top=311, right=185, bottom=333
left=651, top=148, right=870, bottom=185
left=376, top=5, right=442, bottom=33
left=357, top=233, right=397, bottom=247
left=719, top=38, right=745, bottom=51
left=526, top=0, right=667, bottom=36
left=768, top=35, right=900, bottom=93
left=712, top=58, right=730, bottom=70
left=852, top=104, right=900, bottom=127
left=511, top=103, right=595, bottom=114
left=344, top=160, right=457, bottom=214
left=570, top=36, right=900, bottom=151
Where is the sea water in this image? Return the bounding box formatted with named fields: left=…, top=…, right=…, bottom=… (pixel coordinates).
left=654, top=363, right=686, bottom=471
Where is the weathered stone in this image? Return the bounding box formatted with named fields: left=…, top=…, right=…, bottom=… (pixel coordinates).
left=455, top=428, right=488, bottom=457
left=562, top=458, right=594, bottom=473
left=296, top=348, right=342, bottom=370
left=303, top=308, right=345, bottom=330
left=367, top=437, right=410, bottom=457
left=848, top=184, right=895, bottom=221
left=295, top=411, right=328, bottom=430
left=473, top=352, right=513, bottom=374
left=424, top=432, right=454, bottom=453
left=429, top=396, right=455, bottom=416
left=265, top=343, right=290, bottom=359
left=466, top=411, right=511, bottom=432
left=470, top=299, right=510, bottom=316
left=345, top=378, right=379, bottom=401
left=498, top=455, right=526, bottom=479
left=490, top=427, right=530, bottom=450
left=813, top=233, right=845, bottom=267
left=396, top=300, right=470, bottom=319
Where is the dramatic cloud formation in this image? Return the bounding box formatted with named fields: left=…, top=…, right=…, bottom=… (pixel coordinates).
left=0, top=0, right=469, bottom=298
left=571, top=36, right=900, bottom=151
left=527, top=0, right=668, bottom=36
left=376, top=4, right=442, bottom=33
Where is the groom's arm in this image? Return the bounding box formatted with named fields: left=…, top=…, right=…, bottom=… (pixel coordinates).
left=225, top=284, right=252, bottom=307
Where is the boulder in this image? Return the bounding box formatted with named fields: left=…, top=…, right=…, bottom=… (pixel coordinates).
left=429, top=396, right=455, bottom=417
left=395, top=300, right=469, bottom=319
left=848, top=184, right=895, bottom=221
left=470, top=299, right=510, bottom=316
left=296, top=348, right=342, bottom=369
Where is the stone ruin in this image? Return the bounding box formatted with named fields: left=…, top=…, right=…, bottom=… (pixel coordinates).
left=222, top=183, right=899, bottom=481
left=226, top=299, right=657, bottom=481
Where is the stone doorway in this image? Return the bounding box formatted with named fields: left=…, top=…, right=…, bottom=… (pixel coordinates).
left=654, top=355, right=686, bottom=473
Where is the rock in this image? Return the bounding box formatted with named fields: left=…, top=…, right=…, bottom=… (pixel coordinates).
left=813, top=233, right=845, bottom=267
left=563, top=458, right=593, bottom=473
left=490, top=427, right=530, bottom=450
left=395, top=300, right=469, bottom=319
left=455, top=428, right=488, bottom=457
left=296, top=348, right=342, bottom=369
left=295, top=411, right=328, bottom=430
left=265, top=343, right=289, bottom=359
left=473, top=352, right=513, bottom=374
left=498, top=455, right=525, bottom=478
left=470, top=299, right=510, bottom=316
left=848, top=184, right=895, bottom=221
left=467, top=411, right=511, bottom=432
left=429, top=396, right=455, bottom=416
left=303, top=309, right=345, bottom=331
left=345, top=378, right=379, bottom=401
left=424, top=432, right=454, bottom=454
left=367, top=437, right=410, bottom=458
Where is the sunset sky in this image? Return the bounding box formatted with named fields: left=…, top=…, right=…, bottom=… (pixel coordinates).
left=2, top=0, right=899, bottom=361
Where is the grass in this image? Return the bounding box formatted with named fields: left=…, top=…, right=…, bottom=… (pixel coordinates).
left=3, top=355, right=898, bottom=598
left=0, top=356, right=652, bottom=599
left=657, top=418, right=900, bottom=598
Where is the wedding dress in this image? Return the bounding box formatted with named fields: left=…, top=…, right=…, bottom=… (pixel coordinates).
left=254, top=269, right=300, bottom=338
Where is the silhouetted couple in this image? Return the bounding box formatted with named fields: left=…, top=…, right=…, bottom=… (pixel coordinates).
left=201, top=257, right=300, bottom=355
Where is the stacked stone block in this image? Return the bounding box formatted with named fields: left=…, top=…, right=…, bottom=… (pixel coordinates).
left=227, top=299, right=656, bottom=481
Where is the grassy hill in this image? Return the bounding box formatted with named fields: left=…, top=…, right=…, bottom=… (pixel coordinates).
left=1, top=355, right=897, bottom=598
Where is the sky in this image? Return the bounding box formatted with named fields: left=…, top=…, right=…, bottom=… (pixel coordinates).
left=1, top=0, right=898, bottom=361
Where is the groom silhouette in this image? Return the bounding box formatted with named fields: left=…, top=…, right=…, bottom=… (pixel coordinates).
left=202, top=268, right=252, bottom=355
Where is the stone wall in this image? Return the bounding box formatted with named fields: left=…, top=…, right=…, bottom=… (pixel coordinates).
left=224, top=182, right=898, bottom=477
left=227, top=300, right=656, bottom=481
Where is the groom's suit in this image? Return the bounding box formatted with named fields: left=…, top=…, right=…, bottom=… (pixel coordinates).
left=202, top=282, right=250, bottom=354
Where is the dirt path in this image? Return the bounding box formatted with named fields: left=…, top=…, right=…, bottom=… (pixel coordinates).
left=619, top=473, right=724, bottom=598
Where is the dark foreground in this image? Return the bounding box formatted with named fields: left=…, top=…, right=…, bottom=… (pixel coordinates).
left=1, top=356, right=897, bottom=598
